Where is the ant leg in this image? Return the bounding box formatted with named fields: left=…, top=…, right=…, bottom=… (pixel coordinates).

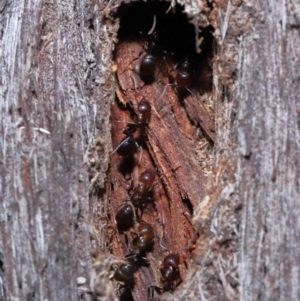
left=122, top=173, right=133, bottom=189
left=186, top=87, right=198, bottom=101
left=156, top=49, right=176, bottom=81
left=155, top=59, right=166, bottom=82
left=124, top=252, right=138, bottom=261
left=170, top=61, right=180, bottom=73
left=158, top=212, right=168, bottom=250
left=187, top=230, right=200, bottom=250
left=126, top=200, right=137, bottom=224
left=137, top=145, right=143, bottom=166
left=137, top=256, right=150, bottom=266
left=165, top=0, right=174, bottom=14
left=130, top=74, right=140, bottom=91
left=157, top=84, right=175, bottom=102
left=115, top=120, right=136, bottom=126
left=148, top=285, right=162, bottom=301
left=155, top=166, right=182, bottom=190
left=173, top=277, right=182, bottom=291
left=119, top=53, right=143, bottom=76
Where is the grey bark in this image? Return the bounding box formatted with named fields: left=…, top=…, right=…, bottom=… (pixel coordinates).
left=0, top=0, right=114, bottom=300
left=1, top=1, right=300, bottom=301
left=237, top=1, right=300, bottom=300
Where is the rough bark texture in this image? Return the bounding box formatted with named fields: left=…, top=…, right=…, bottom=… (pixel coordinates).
left=0, top=0, right=114, bottom=300
left=1, top=0, right=300, bottom=301
left=237, top=1, right=300, bottom=300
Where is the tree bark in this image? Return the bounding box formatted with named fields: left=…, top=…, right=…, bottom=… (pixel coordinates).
left=1, top=0, right=300, bottom=301
left=236, top=2, right=300, bottom=300
left=0, top=0, right=114, bottom=300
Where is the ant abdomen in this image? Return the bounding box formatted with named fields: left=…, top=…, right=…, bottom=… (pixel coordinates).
left=134, top=99, right=151, bottom=125
left=113, top=261, right=137, bottom=283
left=128, top=222, right=154, bottom=256
left=140, top=54, right=157, bottom=77
left=160, top=253, right=181, bottom=292
left=134, top=169, right=155, bottom=195
left=116, top=136, right=138, bottom=157
left=139, top=169, right=155, bottom=187
left=176, top=58, right=193, bottom=90
left=116, top=204, right=134, bottom=228
left=161, top=253, right=179, bottom=273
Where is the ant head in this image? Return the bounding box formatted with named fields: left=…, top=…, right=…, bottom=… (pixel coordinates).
left=132, top=98, right=151, bottom=125
left=139, top=169, right=155, bottom=187
left=179, top=57, right=193, bottom=72
left=137, top=99, right=151, bottom=116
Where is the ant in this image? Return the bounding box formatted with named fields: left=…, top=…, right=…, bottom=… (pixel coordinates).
left=115, top=135, right=139, bottom=157
left=138, top=29, right=158, bottom=80
left=112, top=259, right=138, bottom=297
left=114, top=169, right=155, bottom=231
left=148, top=250, right=186, bottom=299
left=113, top=260, right=137, bottom=284
left=130, top=169, right=155, bottom=208
left=112, top=98, right=151, bottom=158
left=175, top=57, right=194, bottom=92
left=115, top=203, right=135, bottom=230
left=129, top=167, right=180, bottom=211
left=115, top=169, right=155, bottom=232
left=158, top=56, right=197, bottom=102
left=160, top=253, right=181, bottom=292
left=120, top=15, right=170, bottom=83
left=125, top=222, right=154, bottom=260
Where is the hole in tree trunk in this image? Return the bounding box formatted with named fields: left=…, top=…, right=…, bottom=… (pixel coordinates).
left=107, top=1, right=216, bottom=300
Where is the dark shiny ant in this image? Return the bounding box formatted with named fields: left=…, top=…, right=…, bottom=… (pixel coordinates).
left=175, top=57, right=194, bottom=91
left=113, top=260, right=137, bottom=284
left=130, top=169, right=155, bottom=208
left=159, top=56, right=196, bottom=101
left=114, top=169, right=155, bottom=230
left=115, top=135, right=139, bottom=157
left=115, top=203, right=135, bottom=230
left=121, top=16, right=169, bottom=82
left=113, top=260, right=137, bottom=297
left=160, top=253, right=181, bottom=292
left=130, top=167, right=179, bottom=210
left=112, top=98, right=151, bottom=157
left=126, top=222, right=154, bottom=259
left=148, top=252, right=182, bottom=300
left=139, top=32, right=162, bottom=80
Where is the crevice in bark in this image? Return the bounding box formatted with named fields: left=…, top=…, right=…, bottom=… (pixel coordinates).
left=102, top=1, right=217, bottom=300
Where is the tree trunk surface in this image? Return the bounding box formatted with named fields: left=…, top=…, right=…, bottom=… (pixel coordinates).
left=1, top=1, right=300, bottom=301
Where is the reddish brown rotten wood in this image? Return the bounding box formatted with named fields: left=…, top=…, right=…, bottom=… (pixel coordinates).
left=107, top=36, right=213, bottom=300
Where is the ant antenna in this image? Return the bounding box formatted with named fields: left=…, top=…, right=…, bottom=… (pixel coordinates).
left=186, top=87, right=198, bottom=101
left=111, top=136, right=131, bottom=155
left=148, top=15, right=157, bottom=35
left=165, top=1, right=173, bottom=14
left=130, top=74, right=139, bottom=91
left=157, top=84, right=176, bottom=102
